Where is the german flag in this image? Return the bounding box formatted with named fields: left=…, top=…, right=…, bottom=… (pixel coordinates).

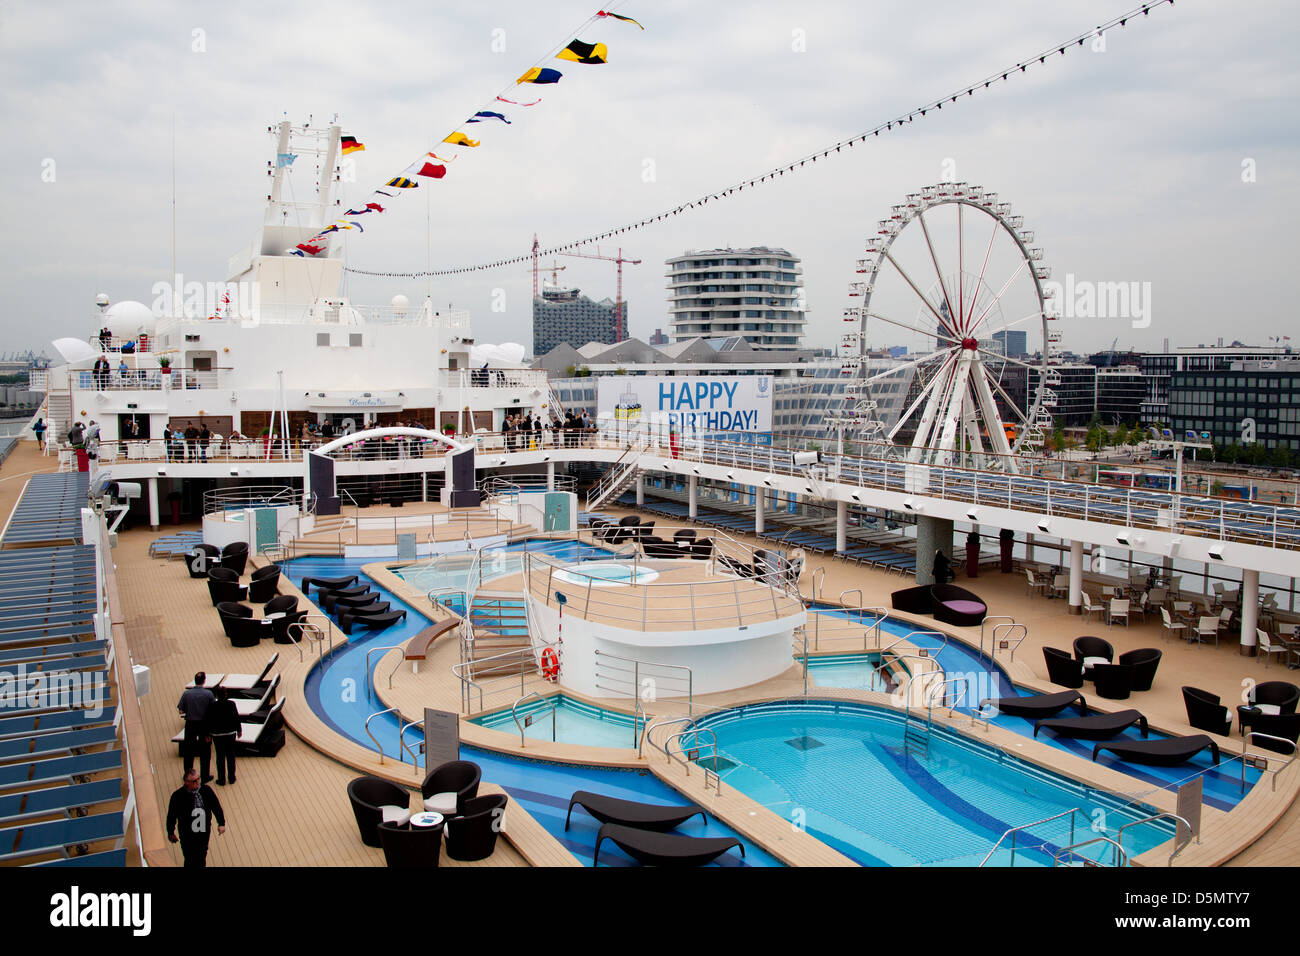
left=597, top=10, right=643, bottom=29
left=442, top=132, right=480, bottom=148
left=385, top=177, right=419, bottom=189
left=341, top=135, right=365, bottom=155
left=556, top=40, right=608, bottom=64
left=517, top=67, right=563, bottom=85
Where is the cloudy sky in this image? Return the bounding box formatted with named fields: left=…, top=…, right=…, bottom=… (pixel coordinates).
left=2, top=0, right=1296, bottom=359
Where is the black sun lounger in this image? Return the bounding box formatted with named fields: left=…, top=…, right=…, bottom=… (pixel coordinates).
left=980, top=690, right=1087, bottom=720
left=593, top=823, right=743, bottom=867
left=301, top=575, right=359, bottom=594
left=1092, top=734, right=1220, bottom=767
left=338, top=610, right=407, bottom=634
left=565, top=790, right=706, bottom=833
left=1034, top=709, right=1149, bottom=741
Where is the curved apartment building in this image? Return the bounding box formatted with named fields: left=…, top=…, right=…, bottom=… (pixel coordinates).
left=665, top=247, right=806, bottom=350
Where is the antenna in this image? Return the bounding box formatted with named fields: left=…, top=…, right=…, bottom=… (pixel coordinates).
left=171, top=113, right=177, bottom=318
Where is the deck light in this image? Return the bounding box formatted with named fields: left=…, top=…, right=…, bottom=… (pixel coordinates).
left=966, top=507, right=980, bottom=520
left=1036, top=518, right=1050, bottom=532
left=1207, top=544, right=1225, bottom=561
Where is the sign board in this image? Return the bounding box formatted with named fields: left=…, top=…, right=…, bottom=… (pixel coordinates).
left=596, top=375, right=773, bottom=444
left=1175, top=776, right=1202, bottom=844
left=423, top=708, right=460, bottom=767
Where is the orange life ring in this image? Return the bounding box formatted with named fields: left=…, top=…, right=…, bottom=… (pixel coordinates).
left=540, top=647, right=560, bottom=682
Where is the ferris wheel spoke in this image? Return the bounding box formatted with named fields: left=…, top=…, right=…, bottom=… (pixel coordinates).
left=983, top=351, right=1046, bottom=373
left=865, top=310, right=962, bottom=346
left=887, top=352, right=956, bottom=442
left=967, top=259, right=1030, bottom=337
left=854, top=348, right=950, bottom=384
left=882, top=250, right=958, bottom=339
left=980, top=308, right=1045, bottom=337
left=968, top=212, right=1000, bottom=336
left=916, top=210, right=959, bottom=336
left=984, top=368, right=1030, bottom=424
left=958, top=202, right=965, bottom=330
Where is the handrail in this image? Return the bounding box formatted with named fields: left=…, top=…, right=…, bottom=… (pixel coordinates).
left=641, top=714, right=695, bottom=760
left=364, top=643, right=407, bottom=699
left=979, top=615, right=1016, bottom=661
left=1242, top=732, right=1300, bottom=792
left=664, top=726, right=719, bottom=777
left=450, top=645, right=538, bottom=714
left=992, top=622, right=1029, bottom=662
left=979, top=808, right=1082, bottom=867
left=592, top=650, right=694, bottom=715
left=1054, top=835, right=1129, bottom=868
left=398, top=716, right=425, bottom=774
left=511, top=691, right=556, bottom=748
left=1115, top=811, right=1195, bottom=866
left=364, top=706, right=401, bottom=763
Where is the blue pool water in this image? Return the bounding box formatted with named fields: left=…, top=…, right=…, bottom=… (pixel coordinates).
left=692, top=699, right=1177, bottom=867
left=289, top=550, right=779, bottom=867
left=805, top=653, right=891, bottom=692
left=473, top=695, right=642, bottom=750
left=805, top=607, right=1261, bottom=811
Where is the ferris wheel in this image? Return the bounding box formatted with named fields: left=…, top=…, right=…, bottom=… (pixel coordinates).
left=838, top=183, right=1059, bottom=474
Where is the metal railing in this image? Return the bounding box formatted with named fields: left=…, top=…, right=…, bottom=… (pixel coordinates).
left=365, top=643, right=407, bottom=699
left=365, top=706, right=401, bottom=763
left=992, top=622, right=1029, bottom=662
left=511, top=692, right=556, bottom=747
left=1242, top=732, right=1300, bottom=792
left=979, top=615, right=1016, bottom=661
left=397, top=716, right=425, bottom=774
left=1054, top=835, right=1129, bottom=867
left=979, top=808, right=1083, bottom=867
left=1115, top=811, right=1195, bottom=865
left=451, top=646, right=541, bottom=714
left=203, top=484, right=298, bottom=517
left=592, top=650, right=694, bottom=715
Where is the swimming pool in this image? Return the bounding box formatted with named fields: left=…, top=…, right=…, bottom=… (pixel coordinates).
left=804, top=653, right=892, bottom=693
left=551, top=561, right=660, bottom=587
left=289, top=552, right=780, bottom=866
left=472, top=694, right=642, bottom=749
left=691, top=699, right=1177, bottom=867
left=395, top=541, right=613, bottom=599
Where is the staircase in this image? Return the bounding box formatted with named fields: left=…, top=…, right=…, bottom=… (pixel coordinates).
left=585, top=439, right=648, bottom=511
left=45, top=389, right=71, bottom=449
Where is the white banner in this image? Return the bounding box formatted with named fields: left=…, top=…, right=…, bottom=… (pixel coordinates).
left=596, top=375, right=773, bottom=440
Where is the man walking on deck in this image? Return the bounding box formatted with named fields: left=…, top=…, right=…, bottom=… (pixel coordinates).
left=166, top=769, right=226, bottom=867
left=177, top=673, right=215, bottom=783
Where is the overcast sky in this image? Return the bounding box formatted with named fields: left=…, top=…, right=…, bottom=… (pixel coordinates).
left=2, top=0, right=1296, bottom=359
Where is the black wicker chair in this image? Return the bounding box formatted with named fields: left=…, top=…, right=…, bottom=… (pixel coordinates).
left=247, top=564, right=281, bottom=603
left=1182, top=686, right=1232, bottom=736
left=219, top=541, right=249, bottom=576
left=1238, top=681, right=1300, bottom=738
left=347, top=776, right=412, bottom=848
left=206, top=566, right=247, bottom=606
left=1089, top=662, right=1136, bottom=701
left=1072, top=635, right=1115, bottom=666
left=218, top=602, right=270, bottom=648
left=1242, top=712, right=1300, bottom=755
left=420, top=760, right=482, bottom=816
left=444, top=793, right=508, bottom=862
left=1043, top=646, right=1084, bottom=689
left=930, top=584, right=987, bottom=627
left=890, top=585, right=933, bottom=615
left=377, top=819, right=443, bottom=868
left=690, top=539, right=714, bottom=560
left=1117, top=648, right=1162, bottom=692
left=186, top=543, right=220, bottom=578
left=263, top=595, right=309, bottom=645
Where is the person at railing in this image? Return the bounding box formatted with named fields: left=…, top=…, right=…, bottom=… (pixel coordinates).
left=32, top=417, right=45, bottom=449
left=92, top=355, right=111, bottom=390
left=199, top=422, right=211, bottom=462
left=532, top=414, right=542, bottom=450
left=117, top=357, right=129, bottom=386
left=98, top=327, right=112, bottom=352
left=579, top=409, right=593, bottom=446
left=184, top=423, right=200, bottom=461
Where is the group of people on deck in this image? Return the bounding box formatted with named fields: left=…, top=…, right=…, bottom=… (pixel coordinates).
left=502, top=409, right=593, bottom=452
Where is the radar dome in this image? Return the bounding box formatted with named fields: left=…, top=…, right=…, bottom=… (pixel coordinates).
left=95, top=293, right=110, bottom=310
left=104, top=300, right=155, bottom=339
left=391, top=294, right=410, bottom=312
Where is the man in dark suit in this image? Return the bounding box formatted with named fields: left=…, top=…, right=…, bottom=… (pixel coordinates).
left=177, top=673, right=216, bottom=783
left=166, top=769, right=226, bottom=867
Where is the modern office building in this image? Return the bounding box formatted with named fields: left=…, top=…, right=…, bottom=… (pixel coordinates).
left=665, top=247, right=806, bottom=350
left=531, top=285, right=625, bottom=358
left=1139, top=343, right=1292, bottom=427
left=1167, top=360, right=1300, bottom=454
left=992, top=329, right=1028, bottom=358
left=1095, top=365, right=1146, bottom=425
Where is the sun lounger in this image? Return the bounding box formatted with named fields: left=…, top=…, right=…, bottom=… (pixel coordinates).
left=565, top=790, right=707, bottom=833
left=980, top=689, right=1087, bottom=719
left=0, top=811, right=124, bottom=864
left=0, top=779, right=121, bottom=826
left=0, top=749, right=123, bottom=789
left=32, top=848, right=127, bottom=867
left=593, top=822, right=744, bottom=867
left=301, top=574, right=359, bottom=594
left=1092, top=734, right=1220, bottom=767
left=338, top=609, right=407, bottom=634
left=1034, top=709, right=1149, bottom=740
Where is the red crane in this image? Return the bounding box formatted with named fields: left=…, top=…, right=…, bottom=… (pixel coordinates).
left=557, top=246, right=642, bottom=341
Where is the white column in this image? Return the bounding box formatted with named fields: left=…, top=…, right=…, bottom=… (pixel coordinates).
left=1241, top=568, right=1260, bottom=653
left=1069, top=539, right=1083, bottom=615
left=147, top=477, right=160, bottom=529
left=688, top=474, right=697, bottom=520
left=421, top=471, right=428, bottom=503
left=755, top=486, right=765, bottom=535
left=836, top=500, right=848, bottom=554
left=635, top=473, right=643, bottom=506
left=1026, top=532, right=1035, bottom=565
left=547, top=461, right=556, bottom=491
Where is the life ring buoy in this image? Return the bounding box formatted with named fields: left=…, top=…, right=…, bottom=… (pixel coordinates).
left=540, top=647, right=560, bottom=682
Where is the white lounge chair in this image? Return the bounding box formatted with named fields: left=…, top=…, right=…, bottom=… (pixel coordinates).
left=1108, top=599, right=1130, bottom=627
left=1257, top=629, right=1290, bottom=669
left=1160, top=607, right=1187, bottom=644
left=1025, top=570, right=1047, bottom=597
left=1196, top=616, right=1220, bottom=648
left=233, top=674, right=280, bottom=718
left=1081, top=593, right=1104, bottom=623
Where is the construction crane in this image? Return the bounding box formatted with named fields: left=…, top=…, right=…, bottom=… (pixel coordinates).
left=526, top=257, right=567, bottom=293
left=557, top=246, right=642, bottom=341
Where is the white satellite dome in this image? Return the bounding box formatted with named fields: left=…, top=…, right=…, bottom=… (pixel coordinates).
left=103, top=300, right=155, bottom=339
left=391, top=294, right=410, bottom=313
